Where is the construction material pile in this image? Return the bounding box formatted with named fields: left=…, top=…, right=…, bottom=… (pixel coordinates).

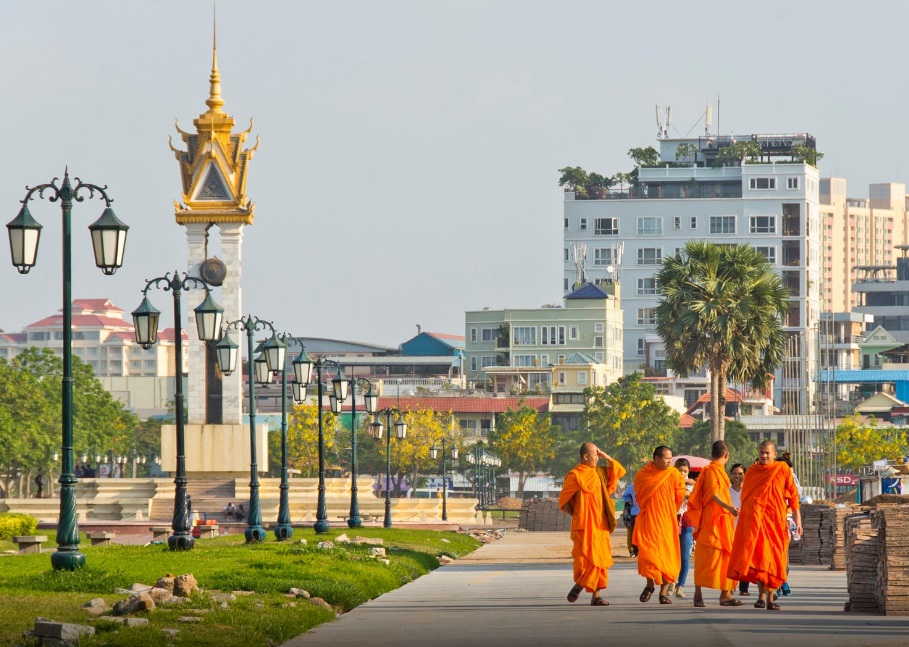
left=518, top=498, right=570, bottom=532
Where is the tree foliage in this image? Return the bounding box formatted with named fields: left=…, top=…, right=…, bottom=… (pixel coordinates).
left=655, top=242, right=788, bottom=441
left=286, top=403, right=340, bottom=477
left=714, top=140, right=761, bottom=166
left=488, top=404, right=557, bottom=496
left=790, top=144, right=824, bottom=167
left=0, top=348, right=139, bottom=497
left=834, top=416, right=908, bottom=472
left=557, top=166, right=613, bottom=199
left=583, top=374, right=679, bottom=472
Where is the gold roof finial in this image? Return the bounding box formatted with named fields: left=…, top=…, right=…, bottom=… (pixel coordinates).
left=205, top=7, right=224, bottom=114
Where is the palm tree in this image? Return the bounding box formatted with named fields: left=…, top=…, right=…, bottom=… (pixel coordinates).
left=655, top=241, right=788, bottom=441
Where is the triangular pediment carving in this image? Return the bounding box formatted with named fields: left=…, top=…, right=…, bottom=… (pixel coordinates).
left=196, top=165, right=232, bottom=201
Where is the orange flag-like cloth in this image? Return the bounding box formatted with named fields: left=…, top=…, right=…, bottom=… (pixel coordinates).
left=687, top=460, right=735, bottom=590
left=632, top=462, right=686, bottom=584
left=726, top=461, right=799, bottom=589
left=559, top=459, right=626, bottom=592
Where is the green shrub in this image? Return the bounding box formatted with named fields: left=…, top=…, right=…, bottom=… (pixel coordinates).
left=0, top=513, right=38, bottom=540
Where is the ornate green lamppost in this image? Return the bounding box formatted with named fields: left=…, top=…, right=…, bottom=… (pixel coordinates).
left=214, top=316, right=286, bottom=543
left=131, top=271, right=224, bottom=549
left=431, top=438, right=458, bottom=522
left=6, top=170, right=128, bottom=570
left=370, top=408, right=408, bottom=528
left=333, top=376, right=378, bottom=529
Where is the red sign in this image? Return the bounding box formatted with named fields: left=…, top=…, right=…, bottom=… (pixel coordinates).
left=825, top=473, right=858, bottom=486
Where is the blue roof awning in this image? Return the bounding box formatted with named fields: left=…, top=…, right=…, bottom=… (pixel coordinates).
left=815, top=370, right=909, bottom=383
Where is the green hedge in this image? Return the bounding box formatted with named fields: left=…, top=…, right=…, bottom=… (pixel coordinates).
left=0, top=513, right=38, bottom=540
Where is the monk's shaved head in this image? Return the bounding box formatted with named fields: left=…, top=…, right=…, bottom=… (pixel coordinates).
left=758, top=440, right=777, bottom=465
left=711, top=440, right=729, bottom=460
left=580, top=442, right=596, bottom=459
left=759, top=440, right=776, bottom=451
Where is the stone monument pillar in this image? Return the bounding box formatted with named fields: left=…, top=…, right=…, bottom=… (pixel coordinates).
left=162, top=34, right=267, bottom=479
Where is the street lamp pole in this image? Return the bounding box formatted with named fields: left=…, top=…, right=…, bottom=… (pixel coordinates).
left=337, top=377, right=378, bottom=529
left=6, top=170, right=128, bottom=570
left=214, top=316, right=286, bottom=543
left=131, top=271, right=223, bottom=550
left=371, top=408, right=407, bottom=528
left=430, top=438, right=458, bottom=522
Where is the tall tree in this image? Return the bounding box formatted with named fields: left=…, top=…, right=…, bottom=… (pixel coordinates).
left=488, top=404, right=557, bottom=497
left=286, top=403, right=339, bottom=477
left=834, top=416, right=907, bottom=472
left=391, top=408, right=454, bottom=497
left=655, top=242, right=788, bottom=441
left=583, top=374, right=679, bottom=471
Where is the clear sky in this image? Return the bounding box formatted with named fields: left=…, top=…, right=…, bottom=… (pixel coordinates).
left=1, top=1, right=906, bottom=347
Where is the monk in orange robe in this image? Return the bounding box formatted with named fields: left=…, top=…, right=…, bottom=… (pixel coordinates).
left=633, top=445, right=686, bottom=605
left=686, top=440, right=741, bottom=607
left=559, top=442, right=626, bottom=606
left=726, top=440, right=802, bottom=610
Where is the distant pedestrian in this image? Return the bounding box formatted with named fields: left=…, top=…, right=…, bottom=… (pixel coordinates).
left=34, top=468, right=44, bottom=498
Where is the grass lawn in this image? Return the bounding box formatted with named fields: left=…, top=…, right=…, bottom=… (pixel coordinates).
left=0, top=527, right=481, bottom=646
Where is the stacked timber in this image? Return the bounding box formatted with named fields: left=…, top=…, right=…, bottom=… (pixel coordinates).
left=518, top=498, right=571, bottom=532
left=799, top=504, right=827, bottom=565
left=873, top=505, right=909, bottom=615
left=831, top=505, right=852, bottom=570
left=844, top=512, right=878, bottom=613
left=788, top=533, right=803, bottom=565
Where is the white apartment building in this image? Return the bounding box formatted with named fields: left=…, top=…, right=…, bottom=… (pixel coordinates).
left=464, top=282, right=623, bottom=392
left=563, top=133, right=822, bottom=413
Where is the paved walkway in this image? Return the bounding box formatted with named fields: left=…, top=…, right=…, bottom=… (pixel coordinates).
left=285, top=530, right=909, bottom=647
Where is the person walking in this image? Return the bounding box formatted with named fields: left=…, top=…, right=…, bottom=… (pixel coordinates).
left=622, top=481, right=640, bottom=557
left=634, top=446, right=686, bottom=605
left=559, top=442, right=626, bottom=606
left=727, top=441, right=802, bottom=611
left=729, top=463, right=749, bottom=596
left=666, top=457, right=695, bottom=599
left=34, top=467, right=44, bottom=499
left=687, top=441, right=742, bottom=607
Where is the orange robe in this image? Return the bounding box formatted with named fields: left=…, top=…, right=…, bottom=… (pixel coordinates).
left=559, top=459, right=626, bottom=592
left=687, top=460, right=735, bottom=590
left=632, top=462, right=686, bottom=584
left=726, top=461, right=799, bottom=589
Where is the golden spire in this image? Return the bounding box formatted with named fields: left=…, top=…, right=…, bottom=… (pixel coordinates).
left=205, top=9, right=224, bottom=114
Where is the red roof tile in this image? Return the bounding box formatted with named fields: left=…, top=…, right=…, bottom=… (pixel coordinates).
left=27, top=314, right=132, bottom=329
left=375, top=396, right=549, bottom=414
left=72, top=299, right=123, bottom=313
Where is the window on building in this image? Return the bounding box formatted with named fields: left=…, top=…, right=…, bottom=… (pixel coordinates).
left=480, top=356, right=497, bottom=368
left=749, top=215, right=776, bottom=234
left=595, top=218, right=618, bottom=236
left=594, top=248, right=614, bottom=266
left=470, top=357, right=477, bottom=371
left=514, top=354, right=536, bottom=367
left=637, top=277, right=658, bottom=295
left=674, top=216, right=681, bottom=230
left=481, top=328, right=497, bottom=342
left=564, top=248, right=569, bottom=261
left=580, top=218, right=587, bottom=231
left=787, top=177, right=799, bottom=190
left=749, top=177, right=776, bottom=190
left=637, top=338, right=646, bottom=356
left=557, top=354, right=567, bottom=364
left=755, top=246, right=777, bottom=264
left=554, top=393, right=586, bottom=405
left=637, top=248, right=662, bottom=265
left=557, top=371, right=567, bottom=386
left=636, top=217, right=662, bottom=235
left=541, top=326, right=566, bottom=345
left=470, top=328, right=477, bottom=343
left=594, top=322, right=604, bottom=333
left=594, top=352, right=604, bottom=362
left=541, top=354, right=549, bottom=366
left=594, top=336, right=604, bottom=347
left=637, top=308, right=656, bottom=325
left=690, top=216, right=697, bottom=229
left=564, top=278, right=569, bottom=291
left=577, top=372, right=587, bottom=385
left=513, top=326, right=536, bottom=345
left=710, top=216, right=736, bottom=234
left=569, top=325, right=579, bottom=340
left=459, top=419, right=479, bottom=433
left=564, top=217, right=569, bottom=230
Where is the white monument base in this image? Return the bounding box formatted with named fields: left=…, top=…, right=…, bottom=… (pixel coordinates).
left=161, top=423, right=269, bottom=479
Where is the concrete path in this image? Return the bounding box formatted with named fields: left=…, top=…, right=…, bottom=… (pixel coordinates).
left=285, top=530, right=909, bottom=647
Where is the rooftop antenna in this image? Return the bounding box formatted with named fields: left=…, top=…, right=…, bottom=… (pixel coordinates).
left=655, top=104, right=664, bottom=139
left=571, top=243, right=588, bottom=289
left=705, top=103, right=713, bottom=136
left=665, top=106, right=671, bottom=138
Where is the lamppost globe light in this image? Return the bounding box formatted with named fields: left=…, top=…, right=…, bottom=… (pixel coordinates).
left=292, top=347, right=313, bottom=385
left=131, top=296, right=161, bottom=349
left=364, top=384, right=379, bottom=415
left=263, top=332, right=287, bottom=374
left=193, top=291, right=224, bottom=342
left=291, top=381, right=307, bottom=404
left=215, top=332, right=240, bottom=376
left=329, top=393, right=341, bottom=414
left=395, top=418, right=408, bottom=439
left=430, top=446, right=439, bottom=460
left=332, top=367, right=349, bottom=402
left=6, top=203, right=42, bottom=274
left=253, top=352, right=272, bottom=386
left=452, top=446, right=459, bottom=460
left=370, top=419, right=384, bottom=439
left=87, top=206, right=129, bottom=275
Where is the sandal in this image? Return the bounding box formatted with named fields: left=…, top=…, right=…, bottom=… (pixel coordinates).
left=720, top=599, right=744, bottom=607
left=591, top=596, right=609, bottom=606
left=659, top=595, right=673, bottom=605
left=767, top=601, right=781, bottom=611
left=693, top=597, right=706, bottom=608
left=754, top=599, right=766, bottom=609
left=567, top=584, right=583, bottom=603
left=639, top=586, right=655, bottom=603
